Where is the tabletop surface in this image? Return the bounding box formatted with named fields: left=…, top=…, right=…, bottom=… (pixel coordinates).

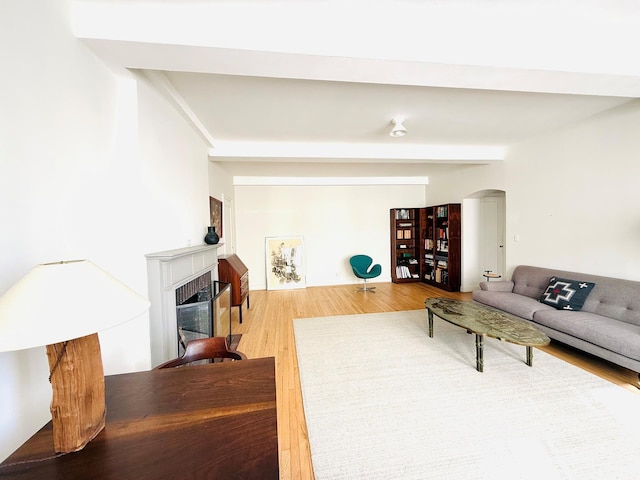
left=0, top=357, right=279, bottom=480
left=425, top=297, right=550, bottom=346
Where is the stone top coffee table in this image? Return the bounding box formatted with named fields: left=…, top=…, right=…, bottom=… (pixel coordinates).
left=424, top=297, right=550, bottom=372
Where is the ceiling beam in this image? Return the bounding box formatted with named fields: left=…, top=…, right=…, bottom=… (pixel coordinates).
left=72, top=0, right=640, bottom=97
left=233, top=176, right=430, bottom=186
left=210, top=142, right=505, bottom=163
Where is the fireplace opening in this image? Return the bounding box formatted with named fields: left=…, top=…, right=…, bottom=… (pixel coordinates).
left=175, top=274, right=231, bottom=357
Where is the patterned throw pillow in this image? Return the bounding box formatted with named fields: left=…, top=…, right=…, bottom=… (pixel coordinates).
left=539, top=277, right=596, bottom=311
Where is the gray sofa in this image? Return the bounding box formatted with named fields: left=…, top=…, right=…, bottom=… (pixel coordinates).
left=472, top=265, right=640, bottom=374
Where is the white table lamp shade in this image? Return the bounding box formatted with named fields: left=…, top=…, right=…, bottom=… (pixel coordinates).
left=0, top=260, right=150, bottom=352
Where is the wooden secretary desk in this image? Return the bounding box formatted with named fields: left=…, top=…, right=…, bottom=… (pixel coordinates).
left=218, top=254, right=250, bottom=323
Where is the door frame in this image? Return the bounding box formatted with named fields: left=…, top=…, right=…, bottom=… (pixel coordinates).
left=460, top=189, right=506, bottom=292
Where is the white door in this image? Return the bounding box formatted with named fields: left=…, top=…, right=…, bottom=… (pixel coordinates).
left=479, top=195, right=505, bottom=278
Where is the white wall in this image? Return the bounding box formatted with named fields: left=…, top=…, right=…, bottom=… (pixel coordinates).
left=505, top=100, right=640, bottom=280
left=461, top=197, right=481, bottom=292
left=137, top=74, right=212, bottom=253
left=235, top=184, right=427, bottom=289
left=208, top=161, right=236, bottom=254
left=234, top=101, right=640, bottom=294
left=426, top=101, right=640, bottom=282
left=0, top=0, right=210, bottom=461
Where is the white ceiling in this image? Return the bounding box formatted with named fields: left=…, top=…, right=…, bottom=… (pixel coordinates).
left=72, top=0, right=640, bottom=175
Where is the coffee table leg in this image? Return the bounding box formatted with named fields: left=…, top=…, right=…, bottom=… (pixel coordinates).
left=427, top=309, right=434, bottom=338
left=475, top=334, right=484, bottom=372
left=526, top=346, right=533, bottom=366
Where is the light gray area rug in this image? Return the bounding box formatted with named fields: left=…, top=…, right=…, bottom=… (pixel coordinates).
left=294, top=310, right=640, bottom=480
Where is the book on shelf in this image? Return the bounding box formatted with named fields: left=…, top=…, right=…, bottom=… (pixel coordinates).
left=434, top=266, right=449, bottom=284
left=397, top=230, right=403, bottom=239
left=397, top=222, right=413, bottom=227
left=395, top=209, right=408, bottom=220
left=395, top=265, right=413, bottom=279
left=437, top=239, right=448, bottom=252
left=403, top=230, right=412, bottom=240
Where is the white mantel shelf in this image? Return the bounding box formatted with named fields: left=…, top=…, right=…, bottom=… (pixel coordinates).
left=146, top=243, right=225, bottom=367
left=145, top=243, right=224, bottom=261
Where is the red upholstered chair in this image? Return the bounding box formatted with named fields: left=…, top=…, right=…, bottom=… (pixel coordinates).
left=155, top=337, right=247, bottom=369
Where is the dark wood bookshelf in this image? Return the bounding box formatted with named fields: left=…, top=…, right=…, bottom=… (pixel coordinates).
left=420, top=204, right=461, bottom=292
left=390, top=208, right=420, bottom=283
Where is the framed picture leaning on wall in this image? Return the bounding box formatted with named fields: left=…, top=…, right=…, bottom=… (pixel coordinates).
left=265, top=236, right=306, bottom=290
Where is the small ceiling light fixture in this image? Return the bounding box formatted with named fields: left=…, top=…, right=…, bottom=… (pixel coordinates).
left=390, top=117, right=407, bottom=137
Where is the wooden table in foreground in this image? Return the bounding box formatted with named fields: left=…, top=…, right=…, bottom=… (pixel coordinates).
left=0, top=357, right=278, bottom=479
left=424, top=298, right=550, bottom=372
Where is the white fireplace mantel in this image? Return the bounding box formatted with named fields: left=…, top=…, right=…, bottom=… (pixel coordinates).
left=146, top=244, right=224, bottom=366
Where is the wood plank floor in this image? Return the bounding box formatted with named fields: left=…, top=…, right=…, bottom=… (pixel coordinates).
left=231, top=282, right=639, bottom=480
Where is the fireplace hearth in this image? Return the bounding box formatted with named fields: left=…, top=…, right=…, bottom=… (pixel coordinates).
left=176, top=280, right=231, bottom=356
left=146, top=244, right=224, bottom=366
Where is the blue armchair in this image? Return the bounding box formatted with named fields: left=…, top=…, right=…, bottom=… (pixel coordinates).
left=349, top=255, right=382, bottom=292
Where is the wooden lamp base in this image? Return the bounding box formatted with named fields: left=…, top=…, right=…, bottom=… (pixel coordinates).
left=45, top=333, right=106, bottom=453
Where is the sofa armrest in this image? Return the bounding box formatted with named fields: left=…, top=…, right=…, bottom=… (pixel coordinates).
left=479, top=280, right=514, bottom=292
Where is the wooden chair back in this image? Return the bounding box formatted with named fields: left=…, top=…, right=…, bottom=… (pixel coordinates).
left=155, top=337, right=247, bottom=369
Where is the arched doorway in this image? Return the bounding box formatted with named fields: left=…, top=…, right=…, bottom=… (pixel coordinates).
left=461, top=190, right=506, bottom=291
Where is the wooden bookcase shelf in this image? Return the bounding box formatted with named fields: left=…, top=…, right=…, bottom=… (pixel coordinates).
left=391, top=204, right=461, bottom=291
left=420, top=204, right=461, bottom=292
left=390, top=208, right=420, bottom=283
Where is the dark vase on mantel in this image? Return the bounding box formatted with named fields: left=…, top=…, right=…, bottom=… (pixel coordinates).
left=204, top=226, right=220, bottom=245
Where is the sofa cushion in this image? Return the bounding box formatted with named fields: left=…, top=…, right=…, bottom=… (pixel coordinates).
left=511, top=266, right=555, bottom=299
left=539, top=276, right=596, bottom=311
left=512, top=266, right=640, bottom=326
left=533, top=309, right=640, bottom=362
left=479, top=280, right=514, bottom=292
left=472, top=291, right=553, bottom=320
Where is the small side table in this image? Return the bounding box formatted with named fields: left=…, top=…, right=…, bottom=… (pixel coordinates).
left=483, top=271, right=501, bottom=281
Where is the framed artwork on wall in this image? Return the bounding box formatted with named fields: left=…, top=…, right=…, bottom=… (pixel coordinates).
left=209, top=197, right=223, bottom=238
left=265, top=236, right=306, bottom=290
